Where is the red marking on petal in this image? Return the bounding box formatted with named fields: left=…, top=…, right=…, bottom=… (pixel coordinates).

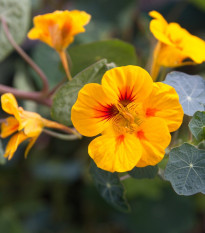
left=118, top=86, right=135, bottom=106
left=137, top=130, right=146, bottom=140
left=146, top=108, right=158, bottom=117
left=117, top=134, right=125, bottom=143
left=94, top=104, right=118, bottom=121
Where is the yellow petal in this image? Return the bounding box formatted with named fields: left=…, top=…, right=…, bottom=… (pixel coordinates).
left=1, top=93, right=20, bottom=121
left=136, top=117, right=171, bottom=167
left=88, top=132, right=142, bottom=172
left=144, top=82, right=184, bottom=132
left=102, top=66, right=153, bottom=104
left=71, top=83, right=116, bottom=137
left=149, top=11, right=173, bottom=46
left=154, top=41, right=188, bottom=67
left=25, top=136, right=39, bottom=158
left=1, top=117, right=19, bottom=138
left=4, top=132, right=28, bottom=160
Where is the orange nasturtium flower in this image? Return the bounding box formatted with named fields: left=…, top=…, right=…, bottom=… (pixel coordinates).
left=149, top=11, right=205, bottom=80
left=0, top=93, right=76, bottom=160
left=27, top=10, right=91, bottom=52
left=27, top=10, right=91, bottom=80
left=71, top=66, right=183, bottom=172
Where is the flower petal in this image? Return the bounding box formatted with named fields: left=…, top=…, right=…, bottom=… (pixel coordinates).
left=4, top=132, right=28, bottom=160
left=88, top=132, right=142, bottom=172
left=71, top=83, right=116, bottom=137
left=1, top=117, right=19, bottom=138
left=149, top=11, right=173, bottom=46
left=25, top=136, right=39, bottom=158
left=101, top=66, right=153, bottom=104
left=136, top=117, right=171, bottom=167
left=144, top=82, right=183, bottom=132
left=1, top=93, right=20, bottom=120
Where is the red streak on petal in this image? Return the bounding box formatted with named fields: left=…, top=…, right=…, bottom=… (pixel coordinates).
left=94, top=103, right=118, bottom=121
left=146, top=108, right=158, bottom=117
left=137, top=130, right=146, bottom=140
left=118, top=86, right=135, bottom=106
left=117, top=134, right=125, bottom=143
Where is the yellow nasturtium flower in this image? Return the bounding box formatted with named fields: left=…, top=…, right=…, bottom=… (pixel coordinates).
left=149, top=11, right=205, bottom=80
left=71, top=66, right=183, bottom=172
left=27, top=10, right=91, bottom=52
left=0, top=93, right=74, bottom=160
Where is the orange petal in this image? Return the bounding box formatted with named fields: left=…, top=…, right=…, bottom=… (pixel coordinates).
left=101, top=66, right=153, bottom=104
left=88, top=132, right=142, bottom=172
left=136, top=117, right=171, bottom=167
left=144, top=82, right=184, bottom=132
left=28, top=10, right=91, bottom=51
left=4, top=132, right=28, bottom=160
left=71, top=83, right=116, bottom=137
left=1, top=117, right=19, bottom=138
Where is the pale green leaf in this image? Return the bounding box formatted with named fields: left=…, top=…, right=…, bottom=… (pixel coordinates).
left=165, top=143, right=205, bottom=195
left=0, top=0, right=31, bottom=61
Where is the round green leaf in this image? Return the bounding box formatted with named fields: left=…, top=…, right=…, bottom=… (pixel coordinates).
left=165, top=143, right=205, bottom=195
left=51, top=59, right=114, bottom=126
left=164, top=72, right=205, bottom=116
left=128, top=166, right=158, bottom=179
left=68, top=39, right=138, bottom=76
left=0, top=0, right=31, bottom=61
left=90, top=161, right=130, bottom=212
left=189, top=111, right=205, bottom=142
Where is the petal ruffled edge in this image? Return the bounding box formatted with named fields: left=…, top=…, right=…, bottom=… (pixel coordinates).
left=144, top=82, right=184, bottom=132
left=88, top=132, right=142, bottom=172
left=136, top=117, right=171, bottom=167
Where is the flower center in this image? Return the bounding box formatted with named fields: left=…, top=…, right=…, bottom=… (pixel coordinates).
left=112, top=102, right=143, bottom=134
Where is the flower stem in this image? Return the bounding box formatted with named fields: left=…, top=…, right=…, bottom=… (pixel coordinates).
left=43, top=129, right=80, bottom=140
left=0, top=16, right=49, bottom=95
left=150, top=42, right=161, bottom=81
left=120, top=174, right=131, bottom=181
left=42, top=118, right=82, bottom=138
left=0, top=84, right=52, bottom=106
left=58, top=51, right=72, bottom=81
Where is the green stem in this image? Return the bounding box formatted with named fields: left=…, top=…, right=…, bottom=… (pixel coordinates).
left=0, top=16, right=49, bottom=95
left=43, top=129, right=80, bottom=140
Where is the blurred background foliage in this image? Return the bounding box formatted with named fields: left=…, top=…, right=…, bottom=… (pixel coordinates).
left=0, top=0, right=205, bottom=232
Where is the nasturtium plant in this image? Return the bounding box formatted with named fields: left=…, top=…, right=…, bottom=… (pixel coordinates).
left=1, top=3, right=205, bottom=219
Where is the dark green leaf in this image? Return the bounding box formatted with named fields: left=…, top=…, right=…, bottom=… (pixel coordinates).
left=128, top=166, right=158, bottom=179
left=90, top=161, right=130, bottom=212
left=0, top=0, right=31, bottom=61
left=51, top=59, right=114, bottom=126
left=30, top=43, right=63, bottom=89
left=0, top=140, right=6, bottom=165
left=164, top=72, right=205, bottom=116
left=68, top=39, right=138, bottom=76
left=189, top=111, right=205, bottom=142
left=164, top=143, right=205, bottom=195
